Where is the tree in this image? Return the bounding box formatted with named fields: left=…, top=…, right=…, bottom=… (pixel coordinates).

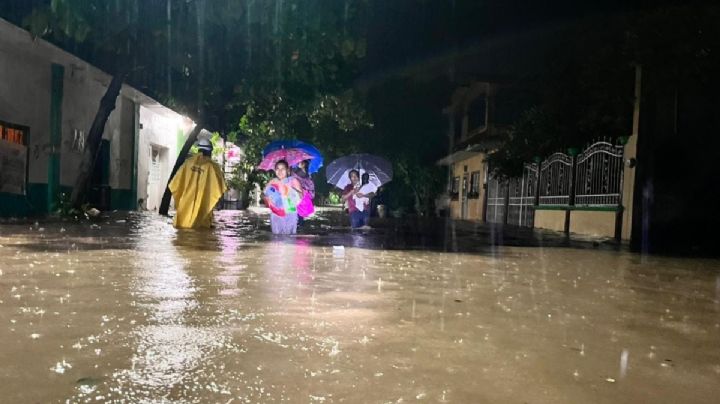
left=487, top=3, right=720, bottom=177
left=216, top=0, right=374, bottom=208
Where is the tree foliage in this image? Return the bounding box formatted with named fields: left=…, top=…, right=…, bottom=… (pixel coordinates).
left=489, top=3, right=720, bottom=177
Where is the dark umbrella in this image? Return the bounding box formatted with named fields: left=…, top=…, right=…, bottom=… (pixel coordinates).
left=325, top=154, right=393, bottom=189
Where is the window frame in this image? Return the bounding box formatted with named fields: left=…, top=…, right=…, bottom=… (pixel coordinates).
left=468, top=171, right=481, bottom=199
left=450, top=176, right=460, bottom=200
left=0, top=120, right=28, bottom=146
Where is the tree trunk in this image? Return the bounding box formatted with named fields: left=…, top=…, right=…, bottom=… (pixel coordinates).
left=70, top=71, right=127, bottom=208
left=158, top=123, right=204, bottom=216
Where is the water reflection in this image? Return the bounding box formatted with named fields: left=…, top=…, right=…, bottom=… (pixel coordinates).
left=122, top=221, right=227, bottom=394
left=215, top=226, right=246, bottom=296
left=292, top=238, right=313, bottom=286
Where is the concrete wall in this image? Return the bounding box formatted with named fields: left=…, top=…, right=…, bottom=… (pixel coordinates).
left=534, top=210, right=566, bottom=233
left=449, top=153, right=486, bottom=220
left=58, top=65, right=129, bottom=189
left=570, top=211, right=617, bottom=238
left=535, top=209, right=619, bottom=239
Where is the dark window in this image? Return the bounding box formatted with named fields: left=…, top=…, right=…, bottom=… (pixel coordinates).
left=467, top=96, right=487, bottom=131
left=451, top=176, right=460, bottom=200
left=470, top=171, right=481, bottom=197
left=453, top=112, right=463, bottom=141
left=451, top=177, right=460, bottom=193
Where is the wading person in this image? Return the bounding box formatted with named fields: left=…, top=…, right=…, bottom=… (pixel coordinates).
left=352, top=172, right=376, bottom=228
left=293, top=159, right=315, bottom=225
left=264, top=160, right=303, bottom=235
left=342, top=169, right=368, bottom=229
left=169, top=138, right=227, bottom=229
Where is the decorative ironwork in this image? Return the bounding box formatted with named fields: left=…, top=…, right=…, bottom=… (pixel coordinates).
left=574, top=141, right=624, bottom=206
left=507, top=163, right=537, bottom=227
left=485, top=163, right=537, bottom=227
left=485, top=175, right=507, bottom=224
left=538, top=152, right=573, bottom=206
left=482, top=139, right=625, bottom=232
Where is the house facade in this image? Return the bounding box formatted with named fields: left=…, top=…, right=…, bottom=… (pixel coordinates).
left=435, top=75, right=639, bottom=242
left=0, top=17, right=191, bottom=216
left=436, top=81, right=512, bottom=220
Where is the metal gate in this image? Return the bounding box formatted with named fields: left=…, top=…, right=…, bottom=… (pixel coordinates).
left=485, top=175, right=507, bottom=224
left=574, top=141, right=624, bottom=207
left=485, top=163, right=536, bottom=227
left=538, top=152, right=573, bottom=206
left=507, top=163, right=537, bottom=227
left=480, top=139, right=625, bottom=231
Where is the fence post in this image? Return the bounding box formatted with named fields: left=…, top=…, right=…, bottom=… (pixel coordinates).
left=503, top=180, right=510, bottom=225
left=519, top=173, right=526, bottom=227
left=614, top=137, right=628, bottom=241
left=482, top=162, right=489, bottom=223
left=532, top=157, right=542, bottom=230
left=566, top=147, right=579, bottom=236
left=533, top=156, right=542, bottom=207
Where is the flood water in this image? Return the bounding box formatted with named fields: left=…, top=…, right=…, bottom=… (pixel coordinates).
left=1, top=209, right=719, bottom=403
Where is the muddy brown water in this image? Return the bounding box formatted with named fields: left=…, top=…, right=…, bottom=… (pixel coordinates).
left=1, top=210, right=719, bottom=403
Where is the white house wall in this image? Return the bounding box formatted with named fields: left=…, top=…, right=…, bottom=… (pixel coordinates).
left=137, top=105, right=186, bottom=211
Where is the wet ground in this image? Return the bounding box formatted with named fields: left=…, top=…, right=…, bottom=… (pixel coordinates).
left=0, top=209, right=719, bottom=403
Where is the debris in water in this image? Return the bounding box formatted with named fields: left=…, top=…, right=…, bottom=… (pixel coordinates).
left=51, top=360, right=72, bottom=374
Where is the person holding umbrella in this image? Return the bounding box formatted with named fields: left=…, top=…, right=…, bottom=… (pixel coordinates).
left=259, top=148, right=314, bottom=235
left=263, top=160, right=304, bottom=234
left=326, top=154, right=393, bottom=229
left=262, top=140, right=323, bottom=226
left=341, top=170, right=375, bottom=229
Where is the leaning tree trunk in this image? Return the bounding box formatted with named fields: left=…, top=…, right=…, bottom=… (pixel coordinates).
left=70, top=71, right=127, bottom=208
left=158, top=123, right=204, bottom=216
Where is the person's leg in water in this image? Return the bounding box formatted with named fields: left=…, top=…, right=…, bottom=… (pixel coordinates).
left=350, top=211, right=364, bottom=228
left=360, top=209, right=371, bottom=229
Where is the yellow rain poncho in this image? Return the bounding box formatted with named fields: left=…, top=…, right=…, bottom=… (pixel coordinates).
left=169, top=154, right=227, bottom=229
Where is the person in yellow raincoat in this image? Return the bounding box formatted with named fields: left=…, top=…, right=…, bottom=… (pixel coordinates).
left=169, top=138, right=227, bottom=228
